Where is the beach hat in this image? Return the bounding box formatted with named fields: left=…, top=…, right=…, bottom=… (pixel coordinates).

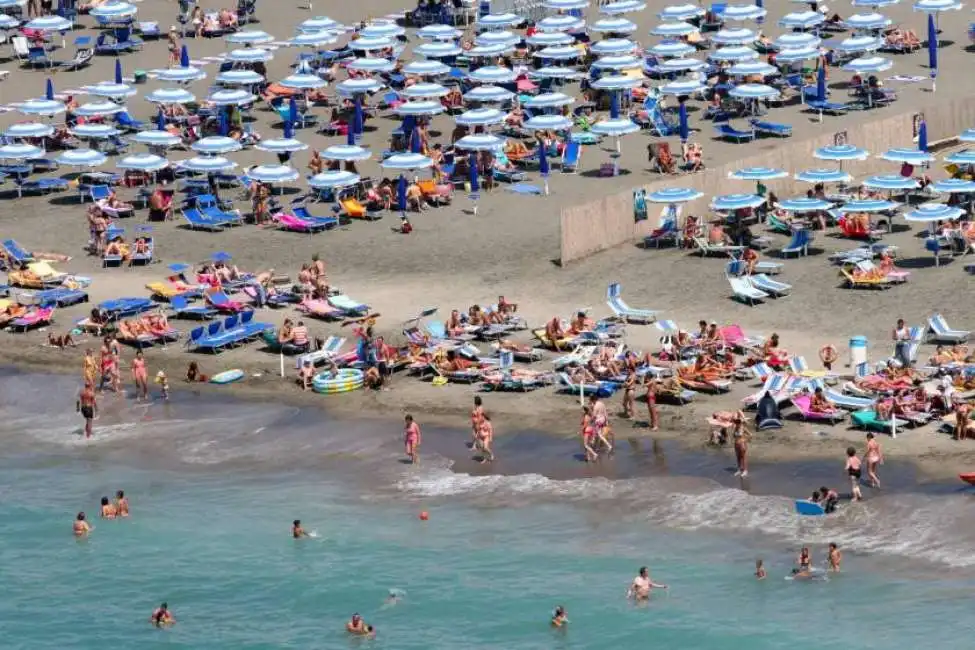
left=170, top=25, right=177, bottom=32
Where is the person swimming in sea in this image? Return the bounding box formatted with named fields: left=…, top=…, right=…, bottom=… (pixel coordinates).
left=627, top=566, right=668, bottom=600
left=792, top=547, right=813, bottom=578
left=828, top=543, right=842, bottom=572
left=150, top=602, right=174, bottom=627
left=115, top=490, right=129, bottom=517
left=73, top=512, right=91, bottom=537
left=100, top=496, right=117, bottom=519
left=551, top=606, right=568, bottom=628
left=755, top=559, right=766, bottom=580
left=292, top=519, right=309, bottom=539
left=346, top=613, right=374, bottom=636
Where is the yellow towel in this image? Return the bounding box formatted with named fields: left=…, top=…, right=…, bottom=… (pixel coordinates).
left=27, top=261, right=62, bottom=279
left=0, top=299, right=11, bottom=311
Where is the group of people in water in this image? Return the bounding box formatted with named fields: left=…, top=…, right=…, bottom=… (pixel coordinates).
left=72, top=490, right=129, bottom=537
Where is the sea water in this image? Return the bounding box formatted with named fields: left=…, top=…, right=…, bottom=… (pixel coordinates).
left=0, top=372, right=973, bottom=650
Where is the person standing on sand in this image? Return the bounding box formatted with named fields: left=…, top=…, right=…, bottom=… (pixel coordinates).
left=474, top=414, right=495, bottom=463
left=470, top=396, right=484, bottom=445
left=622, top=370, right=636, bottom=418
left=864, top=433, right=883, bottom=488
left=845, top=446, right=863, bottom=501
left=131, top=351, right=149, bottom=401
left=645, top=376, right=660, bottom=431
left=109, top=335, right=122, bottom=393
left=404, top=414, right=421, bottom=464
left=732, top=411, right=750, bottom=478
left=77, top=382, right=97, bottom=439
left=82, top=348, right=98, bottom=387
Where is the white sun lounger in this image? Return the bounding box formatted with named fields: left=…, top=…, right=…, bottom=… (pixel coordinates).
left=606, top=282, right=657, bottom=324
left=927, top=313, right=970, bottom=343
left=728, top=277, right=768, bottom=305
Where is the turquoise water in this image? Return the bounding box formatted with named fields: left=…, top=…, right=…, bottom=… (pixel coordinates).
left=0, top=373, right=973, bottom=649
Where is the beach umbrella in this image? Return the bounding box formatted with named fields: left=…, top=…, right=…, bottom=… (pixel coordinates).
left=539, top=144, right=550, bottom=195
left=298, top=16, right=342, bottom=32
left=842, top=56, right=894, bottom=73
left=904, top=203, right=963, bottom=222
left=728, top=167, right=788, bottom=180
left=728, top=61, right=778, bottom=76
left=156, top=65, right=206, bottom=83
left=455, top=135, right=505, bottom=152
left=795, top=168, right=853, bottom=184
left=721, top=4, right=767, bottom=21
left=353, top=97, right=364, bottom=138
left=117, top=153, right=169, bottom=171
left=591, top=75, right=643, bottom=90
left=535, top=45, right=584, bottom=60
left=729, top=83, right=779, bottom=100
left=309, top=171, right=360, bottom=189
left=542, top=0, right=589, bottom=9
left=944, top=150, right=975, bottom=164
left=73, top=101, right=125, bottom=117
left=960, top=129, right=975, bottom=142
left=146, top=88, right=196, bottom=104
left=418, top=24, right=462, bottom=40
left=179, top=156, right=238, bottom=173
left=0, top=14, right=18, bottom=29
left=45, top=78, right=54, bottom=101
left=90, top=2, right=137, bottom=19
left=0, top=143, right=45, bottom=160
left=815, top=144, right=870, bottom=162
left=256, top=129, right=309, bottom=155
left=774, top=47, right=820, bottom=63
left=226, top=30, right=274, bottom=45
left=468, top=43, right=514, bottom=58
left=712, top=28, right=756, bottom=45
left=779, top=11, right=824, bottom=29
left=777, top=197, right=834, bottom=212
left=400, top=83, right=450, bottom=100
left=468, top=152, right=480, bottom=215
left=347, top=57, right=396, bottom=73
left=655, top=57, right=706, bottom=73
left=601, top=0, right=646, bottom=14
left=532, top=66, right=585, bottom=79
left=862, top=175, right=920, bottom=190
left=192, top=136, right=242, bottom=155
left=336, top=78, right=384, bottom=96
left=455, top=108, right=507, bottom=127
left=844, top=13, right=893, bottom=30
left=114, top=58, right=123, bottom=84
left=403, top=60, right=450, bottom=77
left=247, top=164, right=300, bottom=184
left=523, top=115, right=573, bottom=131
left=918, top=120, right=928, bottom=152
left=526, top=31, right=575, bottom=47
left=657, top=4, right=705, bottom=21
left=678, top=101, right=689, bottom=142
left=836, top=35, right=884, bottom=53
left=476, top=30, right=520, bottom=47
left=815, top=65, right=827, bottom=104
left=913, top=0, right=965, bottom=26
left=463, top=86, right=515, bottom=103
left=360, top=21, right=404, bottom=39
left=524, top=92, right=575, bottom=109
left=208, top=89, right=256, bottom=106
left=711, top=193, right=765, bottom=211
left=477, top=12, right=523, bottom=29
left=835, top=199, right=900, bottom=213
left=649, top=40, right=695, bottom=57
left=932, top=178, right=975, bottom=193
left=590, top=18, right=638, bottom=34
left=649, top=21, right=696, bottom=36
left=537, top=15, right=585, bottom=32
left=180, top=44, right=189, bottom=68
left=216, top=70, right=265, bottom=86
left=227, top=48, right=272, bottom=63
left=131, top=130, right=181, bottom=148
left=25, top=15, right=72, bottom=31
left=86, top=82, right=137, bottom=99
left=394, top=101, right=446, bottom=117
left=289, top=30, right=339, bottom=47
left=852, top=0, right=900, bottom=6
left=774, top=32, right=821, bottom=50
left=927, top=13, right=938, bottom=91
left=468, top=66, right=517, bottom=84
left=322, top=145, right=371, bottom=162
left=17, top=99, right=65, bottom=116
left=4, top=122, right=54, bottom=139
left=710, top=46, right=759, bottom=62
left=646, top=187, right=704, bottom=202
left=212, top=251, right=233, bottom=262
left=591, top=117, right=639, bottom=137
left=880, top=148, right=934, bottom=163
left=381, top=153, right=434, bottom=171
left=414, top=42, right=463, bottom=59
left=658, top=79, right=706, bottom=95
left=350, top=36, right=394, bottom=51
left=71, top=124, right=120, bottom=139
left=55, top=149, right=107, bottom=167
left=592, top=54, right=642, bottom=70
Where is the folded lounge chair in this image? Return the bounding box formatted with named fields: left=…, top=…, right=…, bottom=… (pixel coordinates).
left=728, top=276, right=768, bottom=305
left=605, top=282, right=657, bottom=324
left=749, top=274, right=791, bottom=297
left=927, top=313, right=970, bottom=343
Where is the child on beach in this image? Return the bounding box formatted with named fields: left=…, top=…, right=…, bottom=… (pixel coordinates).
left=755, top=559, right=766, bottom=580
left=845, top=447, right=863, bottom=501
left=155, top=371, right=169, bottom=400
left=186, top=362, right=208, bottom=383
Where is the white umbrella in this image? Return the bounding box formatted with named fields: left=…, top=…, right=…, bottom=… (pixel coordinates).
left=523, top=115, right=573, bottom=130
left=73, top=101, right=125, bottom=117
left=118, top=153, right=170, bottom=171
left=246, top=164, right=299, bottom=184
left=403, top=60, right=450, bottom=77
left=279, top=74, right=327, bottom=90
left=226, top=30, right=274, bottom=45
left=289, top=31, right=339, bottom=47
left=380, top=153, right=434, bottom=170
left=146, top=88, right=196, bottom=104
left=256, top=137, right=308, bottom=154
left=455, top=134, right=505, bottom=151
left=155, top=66, right=207, bottom=83
left=463, top=86, right=515, bottom=103
left=207, top=89, right=257, bottom=106
left=216, top=70, right=265, bottom=86
left=322, top=145, right=371, bottom=162
left=455, top=108, right=507, bottom=127
left=227, top=48, right=273, bottom=63
left=347, top=57, right=396, bottom=73
left=0, top=143, right=45, bottom=160
left=131, top=131, right=182, bottom=148
left=192, top=136, right=242, bottom=155
left=309, top=171, right=360, bottom=189
left=349, top=36, right=394, bottom=51
left=179, top=156, right=238, bottom=173
left=4, top=122, right=54, bottom=139
left=400, top=83, right=450, bottom=99
left=85, top=82, right=137, bottom=99
left=56, top=149, right=107, bottom=167
left=393, top=101, right=445, bottom=116
left=297, top=16, right=343, bottom=33
left=25, top=16, right=72, bottom=31
left=71, top=124, right=120, bottom=139
left=360, top=21, right=405, bottom=39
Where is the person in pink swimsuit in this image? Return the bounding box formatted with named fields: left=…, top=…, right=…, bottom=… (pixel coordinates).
left=131, top=350, right=149, bottom=401
left=864, top=433, right=883, bottom=488
left=404, top=414, right=421, bottom=464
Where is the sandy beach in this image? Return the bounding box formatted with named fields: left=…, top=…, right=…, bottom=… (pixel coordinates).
left=3, top=0, right=975, bottom=482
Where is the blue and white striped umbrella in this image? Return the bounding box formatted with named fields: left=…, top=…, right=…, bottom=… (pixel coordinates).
left=207, top=89, right=257, bottom=106
left=774, top=46, right=821, bottom=63
left=658, top=79, right=706, bottom=95
left=0, top=143, right=45, bottom=160
left=401, top=83, right=450, bottom=99
left=591, top=18, right=637, bottom=34
left=655, top=56, right=706, bottom=72
left=601, top=0, right=646, bottom=14
left=591, top=38, right=638, bottom=55
left=414, top=41, right=463, bottom=58
left=779, top=11, right=824, bottom=29
left=476, top=30, right=520, bottom=47
left=73, top=101, right=125, bottom=117
left=532, top=66, right=584, bottom=79
left=256, top=137, right=308, bottom=154
left=226, top=30, right=274, bottom=45
left=815, top=144, right=870, bottom=161
left=773, top=32, right=821, bottom=49
left=131, top=130, right=182, bottom=147
left=904, top=203, right=963, bottom=222
left=795, top=168, right=853, bottom=183
left=710, top=46, right=759, bottom=62
left=297, top=16, right=342, bottom=32
left=526, top=31, right=575, bottom=46
left=844, top=12, right=893, bottom=29
left=322, top=145, right=372, bottom=161
left=85, top=82, right=137, bottom=99
left=191, top=136, right=242, bottom=155
left=4, top=122, right=54, bottom=139
left=777, top=197, right=834, bottom=212
left=247, top=164, right=299, bottom=184
left=289, top=30, right=339, bottom=47
left=279, top=74, right=326, bottom=90
left=880, top=148, right=935, bottom=163
left=721, top=4, right=767, bottom=21
left=381, top=153, right=434, bottom=170
left=56, top=149, right=107, bottom=167
left=361, top=21, right=405, bottom=38
left=524, top=92, right=575, bottom=109
left=835, top=199, right=900, bottom=213
left=90, top=1, right=137, bottom=18
left=464, top=85, right=514, bottom=102
left=117, top=153, right=169, bottom=171
left=469, top=43, right=514, bottom=57
left=944, top=150, right=975, bottom=164
left=590, top=118, right=640, bottom=136
left=350, top=36, right=394, bottom=51
left=403, top=60, right=450, bottom=77
left=729, top=83, right=779, bottom=99
left=728, top=167, right=788, bottom=180
left=227, top=48, right=272, bottom=63
left=455, top=108, right=507, bottom=126
left=308, top=171, right=361, bottom=189
left=337, top=78, right=384, bottom=95
left=25, top=16, right=72, bottom=31
left=477, top=12, right=523, bottom=29
left=347, top=57, right=395, bottom=73
left=71, top=124, right=120, bottom=139
left=649, top=21, right=696, bottom=36
left=0, top=15, right=19, bottom=29
left=537, top=15, right=585, bottom=32
left=913, top=0, right=964, bottom=12
left=16, top=99, right=65, bottom=116
left=592, top=54, right=642, bottom=70
left=958, top=129, right=975, bottom=142
left=418, top=24, right=462, bottom=40
left=146, top=88, right=196, bottom=104
left=711, top=193, right=765, bottom=211
left=931, top=179, right=975, bottom=194
left=852, top=0, right=899, bottom=7
left=842, top=56, right=893, bottom=73
left=523, top=115, right=573, bottom=131
left=155, top=66, right=206, bottom=82
left=862, top=175, right=920, bottom=190
left=591, top=75, right=643, bottom=90
left=647, top=187, right=704, bottom=203
left=216, top=69, right=265, bottom=85
left=455, top=134, right=506, bottom=151
left=657, top=4, right=705, bottom=21
left=468, top=66, right=517, bottom=83
left=712, top=28, right=756, bottom=45
left=535, top=45, right=583, bottom=60
left=728, top=61, right=778, bottom=76
left=179, top=156, right=238, bottom=173
left=649, top=40, right=695, bottom=57
left=836, top=35, right=884, bottom=53
left=393, top=100, right=445, bottom=116
left=542, top=0, right=589, bottom=9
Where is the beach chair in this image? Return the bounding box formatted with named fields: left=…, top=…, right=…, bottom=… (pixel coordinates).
left=292, top=206, right=338, bottom=229
left=2, top=239, right=34, bottom=267
left=295, top=336, right=346, bottom=370
left=927, top=314, right=970, bottom=343
left=98, top=297, right=156, bottom=320
left=741, top=373, right=787, bottom=408
left=9, top=306, right=54, bottom=332
left=339, top=197, right=380, bottom=220
left=791, top=394, right=846, bottom=423
left=605, top=283, right=657, bottom=324
left=19, top=287, right=87, bottom=307
left=728, top=276, right=768, bottom=305
left=275, top=212, right=330, bottom=233
left=857, top=259, right=908, bottom=284
left=851, top=409, right=909, bottom=437
left=729, top=252, right=782, bottom=275
left=60, top=46, right=94, bottom=71
left=806, top=100, right=848, bottom=115
left=561, top=141, right=581, bottom=174
left=840, top=268, right=891, bottom=290
left=781, top=229, right=813, bottom=258
left=26, top=45, right=53, bottom=68
left=824, top=389, right=875, bottom=411
left=181, top=208, right=226, bottom=231
left=327, top=294, right=369, bottom=317
left=749, top=274, right=791, bottom=297
left=715, top=122, right=755, bottom=142
left=694, top=237, right=744, bottom=257
left=644, top=217, right=679, bottom=248
left=924, top=237, right=954, bottom=267
left=170, top=294, right=216, bottom=320
left=205, top=288, right=247, bottom=313
left=557, top=372, right=615, bottom=398
left=749, top=118, right=792, bottom=138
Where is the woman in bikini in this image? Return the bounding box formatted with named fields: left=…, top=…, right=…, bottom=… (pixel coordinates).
left=83, top=348, right=98, bottom=387
left=99, top=338, right=116, bottom=392
left=621, top=371, right=636, bottom=419
left=845, top=446, right=863, bottom=501
left=131, top=350, right=149, bottom=401
left=809, top=388, right=835, bottom=414
left=580, top=406, right=598, bottom=463
left=644, top=376, right=660, bottom=431
left=474, top=415, right=495, bottom=463
left=864, top=432, right=883, bottom=488
left=732, top=412, right=750, bottom=478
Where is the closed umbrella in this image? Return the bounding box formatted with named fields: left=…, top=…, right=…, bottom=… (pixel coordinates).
left=919, top=120, right=928, bottom=152
left=610, top=92, right=620, bottom=119
left=115, top=58, right=123, bottom=84
left=468, top=152, right=480, bottom=215
left=816, top=64, right=827, bottom=103
left=397, top=175, right=407, bottom=214
left=218, top=109, right=229, bottom=137
left=353, top=97, right=364, bottom=138
left=45, top=78, right=54, bottom=101
left=678, top=101, right=689, bottom=142
left=156, top=108, right=165, bottom=131
left=288, top=97, right=299, bottom=124
left=927, top=13, right=937, bottom=92
left=180, top=45, right=189, bottom=68
left=539, top=144, right=550, bottom=195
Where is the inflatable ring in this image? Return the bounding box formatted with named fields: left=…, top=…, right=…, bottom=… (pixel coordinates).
left=819, top=344, right=838, bottom=364
left=312, top=368, right=365, bottom=394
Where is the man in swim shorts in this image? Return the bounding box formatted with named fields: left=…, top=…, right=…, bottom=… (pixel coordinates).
left=628, top=566, right=667, bottom=600
left=77, top=381, right=97, bottom=439
left=346, top=613, right=373, bottom=636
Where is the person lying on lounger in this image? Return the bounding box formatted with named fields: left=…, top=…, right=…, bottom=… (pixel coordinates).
left=544, top=317, right=566, bottom=346
left=809, top=388, right=838, bottom=414
left=568, top=311, right=594, bottom=335
left=104, top=238, right=132, bottom=262
left=0, top=303, right=27, bottom=326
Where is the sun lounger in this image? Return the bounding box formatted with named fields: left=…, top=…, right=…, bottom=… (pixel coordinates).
left=147, top=281, right=203, bottom=301
left=791, top=394, right=846, bottom=423
left=840, top=268, right=892, bottom=290
left=339, top=198, right=380, bottom=220
left=742, top=373, right=787, bottom=408
left=187, top=312, right=272, bottom=353
left=292, top=206, right=338, bottom=229
left=295, top=336, right=346, bottom=370
left=824, top=389, right=875, bottom=411
left=728, top=276, right=768, bottom=305
left=9, top=306, right=54, bottom=332
left=806, top=100, right=848, bottom=115
left=856, top=259, right=908, bottom=284
left=851, top=409, right=909, bottom=436
left=606, top=283, right=657, bottom=324
left=205, top=288, right=247, bottom=313
left=1, top=239, right=34, bottom=267
left=694, top=237, right=744, bottom=257
left=274, top=212, right=330, bottom=233
left=749, top=274, right=791, bottom=297
left=781, top=229, right=813, bottom=258
left=749, top=118, right=792, bottom=137
left=98, top=297, right=156, bottom=320
left=170, top=294, right=215, bottom=320
left=557, top=372, right=616, bottom=398
left=561, top=141, right=581, bottom=173
left=182, top=207, right=226, bottom=231
left=296, top=298, right=344, bottom=321
left=17, top=287, right=88, bottom=307
left=550, top=345, right=594, bottom=369
left=644, top=218, right=679, bottom=248
left=927, top=314, right=970, bottom=343
left=715, top=123, right=755, bottom=142
left=327, top=294, right=369, bottom=317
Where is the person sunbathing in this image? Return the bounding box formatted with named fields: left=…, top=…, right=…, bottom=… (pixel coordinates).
left=446, top=310, right=465, bottom=337
left=104, top=238, right=132, bottom=262
left=544, top=317, right=565, bottom=346
left=48, top=332, right=77, bottom=349
left=406, top=183, right=424, bottom=212
left=505, top=139, right=531, bottom=160
left=708, top=224, right=731, bottom=246
left=683, top=142, right=704, bottom=172
left=145, top=313, right=171, bottom=336
left=809, top=388, right=836, bottom=414
left=569, top=365, right=597, bottom=384
left=568, top=311, right=594, bottom=335
left=506, top=105, right=525, bottom=128
left=218, top=8, right=238, bottom=28
left=0, top=304, right=27, bottom=326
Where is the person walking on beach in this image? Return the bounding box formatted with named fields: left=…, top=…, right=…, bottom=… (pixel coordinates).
left=589, top=395, right=613, bottom=453
left=622, top=370, right=636, bottom=418
left=864, top=433, right=883, bottom=488
left=845, top=446, right=863, bottom=501
left=580, top=406, right=598, bottom=463
left=732, top=411, right=751, bottom=478
left=404, top=414, right=421, bottom=464
left=131, top=351, right=149, bottom=401
left=77, top=382, right=97, bottom=439
left=645, top=376, right=660, bottom=431
left=474, top=413, right=495, bottom=463
left=471, top=396, right=484, bottom=445
left=82, top=348, right=98, bottom=387
left=892, top=318, right=911, bottom=368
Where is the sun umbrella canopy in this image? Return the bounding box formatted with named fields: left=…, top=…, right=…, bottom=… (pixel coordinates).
left=192, top=136, right=242, bottom=155
left=590, top=18, right=637, bottom=34
left=216, top=70, right=265, bottom=85
left=179, top=156, right=238, bottom=173
left=418, top=24, right=462, bottom=40
left=649, top=41, right=695, bottom=57
left=601, top=0, right=646, bottom=14
left=709, top=46, right=759, bottom=62
left=455, top=108, right=507, bottom=126
left=25, top=16, right=72, bottom=31
left=658, top=4, right=705, bottom=21
left=835, top=199, right=900, bottom=213
left=347, top=57, right=396, bottom=73
left=842, top=56, right=893, bottom=73
left=85, top=82, right=137, bottom=99
left=649, top=21, right=697, bottom=36
left=393, top=100, right=445, bottom=116
left=711, top=193, right=765, bottom=210
left=777, top=197, right=834, bottom=212
left=289, top=30, right=339, bottom=47
left=815, top=144, right=870, bottom=161
left=337, top=78, right=384, bottom=95
left=0, top=15, right=19, bottom=28
left=728, top=167, right=788, bottom=180
left=4, top=122, right=54, bottom=138
left=931, top=178, right=975, bottom=193
left=0, top=143, right=45, bottom=160
left=227, top=48, right=272, bottom=63
left=468, top=66, right=517, bottom=83
left=56, top=149, right=107, bottom=167
left=90, top=1, right=137, bottom=18
left=117, top=153, right=169, bottom=171
left=591, top=75, right=643, bottom=90
left=381, top=153, right=434, bottom=170
left=350, top=36, right=394, bottom=51
left=592, top=54, right=642, bottom=70
left=880, top=148, right=935, bottom=163
left=836, top=35, right=884, bottom=52
left=526, top=31, right=575, bottom=46
left=256, top=137, right=308, bottom=154
left=542, top=0, right=589, bottom=9
left=524, top=92, right=575, bottom=109
left=403, top=60, right=450, bottom=76
left=721, top=4, right=767, bottom=21
left=309, top=171, right=361, bottom=189
left=535, top=45, right=583, bottom=60
left=469, top=43, right=514, bottom=57
left=298, top=16, right=342, bottom=32
left=728, top=61, right=778, bottom=76
left=455, top=134, right=506, bottom=150
left=795, top=168, right=853, bottom=183
left=463, top=85, right=515, bottom=102
left=476, top=30, right=520, bottom=47
left=958, top=130, right=975, bottom=142
left=913, top=0, right=964, bottom=11
left=862, top=175, right=920, bottom=190
left=774, top=32, right=821, bottom=49
left=414, top=41, right=463, bottom=58
left=646, top=187, right=704, bottom=202
left=477, top=12, right=523, bottom=29
left=322, top=145, right=372, bottom=161
left=655, top=57, right=706, bottom=72
left=945, top=150, right=975, bottom=164
left=523, top=115, right=573, bottom=130
left=207, top=89, right=257, bottom=106
left=246, top=164, right=299, bottom=183
left=774, top=46, right=821, bottom=63
left=537, top=15, right=585, bottom=32
left=658, top=79, right=706, bottom=95
left=131, top=130, right=182, bottom=147
left=400, top=83, right=450, bottom=99
left=590, top=118, right=640, bottom=136
left=155, top=66, right=206, bottom=82
left=729, top=83, right=779, bottom=99
left=852, top=0, right=899, bottom=6
left=146, top=88, right=196, bottom=104
left=532, top=66, right=585, bottom=79
left=779, top=11, right=824, bottom=28
left=712, top=27, right=756, bottom=45
left=73, top=101, right=125, bottom=117
left=71, top=124, right=120, bottom=139
left=226, top=30, right=274, bottom=44
left=904, top=203, right=963, bottom=222
left=360, top=21, right=405, bottom=39
left=844, top=12, right=893, bottom=29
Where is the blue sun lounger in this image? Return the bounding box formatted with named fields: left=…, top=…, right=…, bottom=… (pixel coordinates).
left=781, top=229, right=814, bottom=257
left=98, top=297, right=155, bottom=320
left=557, top=372, right=616, bottom=398
left=187, top=311, right=273, bottom=353
left=19, top=287, right=89, bottom=307
left=715, top=123, right=755, bottom=142
left=749, top=118, right=792, bottom=137
left=327, top=294, right=370, bottom=317
left=806, top=100, right=848, bottom=115
left=182, top=208, right=227, bottom=231
left=292, top=206, right=338, bottom=229
left=170, top=294, right=216, bottom=320
left=14, top=177, right=70, bottom=198
left=2, top=239, right=34, bottom=267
